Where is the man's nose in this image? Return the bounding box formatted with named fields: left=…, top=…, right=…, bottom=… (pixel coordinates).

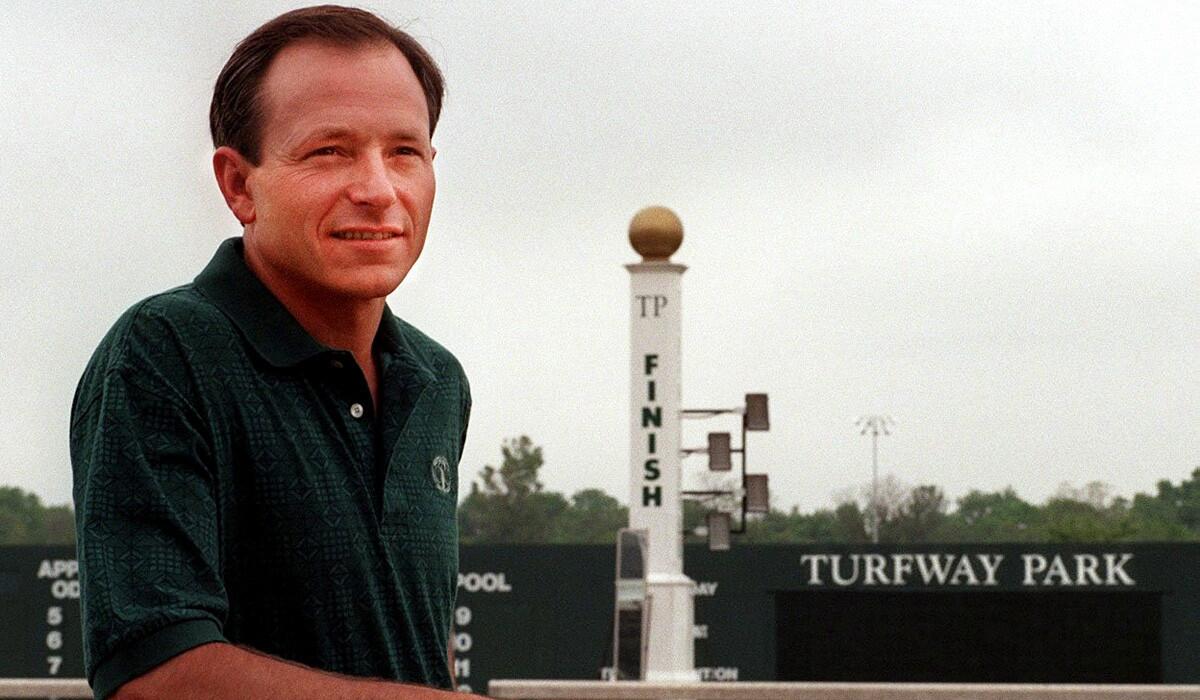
left=346, top=153, right=398, bottom=208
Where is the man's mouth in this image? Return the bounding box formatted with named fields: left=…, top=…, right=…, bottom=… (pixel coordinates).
left=331, top=230, right=402, bottom=241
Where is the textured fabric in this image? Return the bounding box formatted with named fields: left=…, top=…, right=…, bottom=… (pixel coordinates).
left=70, top=238, right=470, bottom=700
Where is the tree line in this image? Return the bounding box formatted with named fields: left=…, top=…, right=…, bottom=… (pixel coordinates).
left=459, top=436, right=1200, bottom=545
left=0, top=487, right=75, bottom=545
left=4, top=436, right=1198, bottom=545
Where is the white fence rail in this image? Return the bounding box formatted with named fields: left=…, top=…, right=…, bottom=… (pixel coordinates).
left=488, top=681, right=1200, bottom=700
left=0, top=679, right=90, bottom=699
left=6, top=678, right=1200, bottom=699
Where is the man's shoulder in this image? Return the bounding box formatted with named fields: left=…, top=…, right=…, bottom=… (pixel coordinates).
left=113, top=283, right=230, bottom=342
left=84, top=284, right=235, bottom=377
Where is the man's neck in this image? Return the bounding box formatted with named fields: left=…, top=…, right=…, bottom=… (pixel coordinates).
left=283, top=294, right=384, bottom=363
left=289, top=297, right=384, bottom=407
left=242, top=248, right=386, bottom=402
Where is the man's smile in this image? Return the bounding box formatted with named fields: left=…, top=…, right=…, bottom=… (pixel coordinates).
left=330, top=228, right=404, bottom=241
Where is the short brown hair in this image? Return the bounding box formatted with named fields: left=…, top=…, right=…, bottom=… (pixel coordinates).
left=210, top=5, right=444, bottom=164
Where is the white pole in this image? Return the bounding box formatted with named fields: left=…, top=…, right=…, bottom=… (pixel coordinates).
left=871, top=428, right=879, bottom=544
left=626, top=206, right=697, bottom=682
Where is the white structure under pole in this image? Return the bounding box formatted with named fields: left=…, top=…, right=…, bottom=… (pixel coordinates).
left=625, top=206, right=698, bottom=682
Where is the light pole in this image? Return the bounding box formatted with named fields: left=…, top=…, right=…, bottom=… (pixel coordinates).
left=856, top=415, right=893, bottom=544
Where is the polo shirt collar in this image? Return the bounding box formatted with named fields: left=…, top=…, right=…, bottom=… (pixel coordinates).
left=193, top=237, right=334, bottom=368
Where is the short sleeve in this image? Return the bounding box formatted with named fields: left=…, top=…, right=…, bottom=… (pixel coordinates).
left=457, top=371, right=472, bottom=463
left=71, top=338, right=228, bottom=699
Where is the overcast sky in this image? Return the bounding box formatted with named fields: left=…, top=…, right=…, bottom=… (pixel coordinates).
left=2, top=1, right=1197, bottom=514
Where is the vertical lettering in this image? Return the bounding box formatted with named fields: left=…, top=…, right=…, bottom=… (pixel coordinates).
left=647, top=380, right=656, bottom=402
left=644, top=459, right=660, bottom=480
left=648, top=433, right=656, bottom=454
left=644, top=354, right=659, bottom=375
left=642, top=485, right=662, bottom=507
left=641, top=407, right=662, bottom=428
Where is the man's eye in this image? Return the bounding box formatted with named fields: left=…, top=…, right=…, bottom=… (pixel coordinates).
left=393, top=146, right=420, bottom=157
left=307, top=146, right=339, bottom=158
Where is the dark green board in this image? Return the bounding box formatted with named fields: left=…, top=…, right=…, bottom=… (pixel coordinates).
left=0, top=546, right=84, bottom=679
left=4, top=544, right=1198, bottom=692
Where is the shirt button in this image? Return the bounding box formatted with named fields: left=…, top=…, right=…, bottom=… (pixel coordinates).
left=349, top=403, right=365, bottom=419
left=330, top=359, right=344, bottom=370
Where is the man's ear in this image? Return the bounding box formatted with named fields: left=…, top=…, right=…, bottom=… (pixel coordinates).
left=213, top=146, right=256, bottom=225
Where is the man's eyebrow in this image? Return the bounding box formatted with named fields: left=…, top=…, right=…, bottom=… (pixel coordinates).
left=293, top=127, right=428, bottom=144
left=301, top=127, right=355, bottom=142
left=386, top=128, right=429, bottom=142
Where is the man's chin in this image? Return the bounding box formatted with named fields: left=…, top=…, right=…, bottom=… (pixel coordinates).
left=331, top=271, right=408, bottom=302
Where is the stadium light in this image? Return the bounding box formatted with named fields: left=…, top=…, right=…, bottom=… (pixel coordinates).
left=706, top=512, right=731, bottom=551
left=744, top=393, right=769, bottom=431
left=707, top=432, right=732, bottom=471
left=745, top=474, right=770, bottom=514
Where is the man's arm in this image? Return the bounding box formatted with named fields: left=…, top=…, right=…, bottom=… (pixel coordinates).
left=112, top=643, right=483, bottom=700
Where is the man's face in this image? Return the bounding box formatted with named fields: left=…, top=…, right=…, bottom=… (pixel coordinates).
left=239, top=40, right=435, bottom=303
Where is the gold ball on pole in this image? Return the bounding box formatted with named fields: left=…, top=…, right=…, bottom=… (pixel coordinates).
left=629, top=206, right=683, bottom=262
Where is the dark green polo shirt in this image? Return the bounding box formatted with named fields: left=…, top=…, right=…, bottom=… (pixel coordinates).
left=70, top=238, right=470, bottom=700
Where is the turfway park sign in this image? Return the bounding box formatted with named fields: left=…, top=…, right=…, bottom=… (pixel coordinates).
left=5, top=544, right=1197, bottom=688
left=798, top=551, right=1136, bottom=587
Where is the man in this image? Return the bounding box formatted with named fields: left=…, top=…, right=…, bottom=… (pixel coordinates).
left=70, top=6, right=480, bottom=699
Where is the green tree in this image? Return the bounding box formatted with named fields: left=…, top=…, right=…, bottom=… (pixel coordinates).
left=452, top=446, right=1200, bottom=545
left=884, top=484, right=948, bottom=543
left=1036, top=496, right=1131, bottom=542
left=458, top=436, right=569, bottom=543
left=0, top=486, right=76, bottom=545
left=682, top=498, right=708, bottom=544
left=476, top=435, right=545, bottom=499
left=553, top=489, right=628, bottom=544
left=41, top=506, right=76, bottom=545
left=832, top=501, right=870, bottom=543
left=1124, top=468, right=1200, bottom=540
left=742, top=507, right=838, bottom=543
left=937, top=487, right=1042, bottom=542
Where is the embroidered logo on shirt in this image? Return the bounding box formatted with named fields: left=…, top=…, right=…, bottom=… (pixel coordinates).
left=431, top=455, right=452, bottom=493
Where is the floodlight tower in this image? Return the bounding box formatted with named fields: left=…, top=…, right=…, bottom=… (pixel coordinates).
left=856, top=415, right=894, bottom=544
left=626, top=206, right=698, bottom=682
left=680, top=395, right=772, bottom=550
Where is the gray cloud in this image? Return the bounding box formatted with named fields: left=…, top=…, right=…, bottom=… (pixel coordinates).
left=2, top=1, right=1197, bottom=513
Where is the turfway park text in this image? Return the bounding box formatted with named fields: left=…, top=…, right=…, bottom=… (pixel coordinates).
left=797, top=552, right=1135, bottom=587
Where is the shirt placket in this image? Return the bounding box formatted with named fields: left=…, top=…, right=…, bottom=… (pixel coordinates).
left=322, top=351, right=381, bottom=519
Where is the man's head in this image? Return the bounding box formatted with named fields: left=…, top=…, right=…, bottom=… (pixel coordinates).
left=211, top=6, right=444, bottom=305
left=210, top=5, right=444, bottom=165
